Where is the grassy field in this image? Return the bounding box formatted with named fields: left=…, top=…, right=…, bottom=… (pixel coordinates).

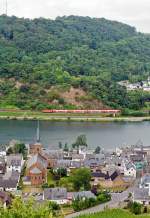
left=77, top=209, right=150, bottom=218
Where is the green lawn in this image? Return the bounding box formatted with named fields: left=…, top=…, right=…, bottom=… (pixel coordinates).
left=47, top=170, right=56, bottom=186
left=77, top=209, right=150, bottom=218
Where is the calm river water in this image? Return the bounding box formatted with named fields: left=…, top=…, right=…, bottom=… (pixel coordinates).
left=0, top=120, right=150, bottom=150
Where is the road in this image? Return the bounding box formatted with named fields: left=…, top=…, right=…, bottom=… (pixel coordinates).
left=65, top=183, right=138, bottom=218
left=65, top=191, right=129, bottom=218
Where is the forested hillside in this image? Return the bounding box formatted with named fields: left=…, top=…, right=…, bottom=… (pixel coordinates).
left=1, top=15, right=150, bottom=111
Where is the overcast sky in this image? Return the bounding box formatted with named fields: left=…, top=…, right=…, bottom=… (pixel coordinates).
left=0, top=0, right=150, bottom=33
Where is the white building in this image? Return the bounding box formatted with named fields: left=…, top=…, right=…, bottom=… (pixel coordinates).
left=0, top=171, right=20, bottom=192
left=139, top=174, right=150, bottom=189
left=133, top=188, right=150, bottom=205
left=123, top=161, right=136, bottom=178
left=43, top=188, right=69, bottom=205
left=133, top=174, right=150, bottom=205
left=6, top=154, right=24, bottom=173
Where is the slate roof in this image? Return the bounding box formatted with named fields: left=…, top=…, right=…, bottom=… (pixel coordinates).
left=71, top=161, right=82, bottom=168
left=92, top=171, right=106, bottom=178
left=56, top=160, right=71, bottom=168
left=134, top=188, right=150, bottom=201
left=71, top=191, right=96, bottom=199
left=130, top=154, right=144, bottom=162
left=0, top=171, right=20, bottom=189
left=84, top=158, right=101, bottom=167
left=44, top=188, right=67, bottom=200
left=92, top=170, right=119, bottom=181
left=7, top=154, right=22, bottom=167
left=141, top=174, right=150, bottom=186
left=27, top=153, right=47, bottom=169
left=0, top=162, right=5, bottom=174
left=3, top=171, right=20, bottom=181
left=110, top=171, right=119, bottom=181
left=42, top=149, right=63, bottom=159
left=0, top=180, right=18, bottom=189
left=125, top=162, right=136, bottom=170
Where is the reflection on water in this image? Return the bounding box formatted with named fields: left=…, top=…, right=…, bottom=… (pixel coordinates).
left=0, top=120, right=150, bottom=150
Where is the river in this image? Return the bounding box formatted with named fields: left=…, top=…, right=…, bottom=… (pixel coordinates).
left=0, top=120, right=150, bottom=150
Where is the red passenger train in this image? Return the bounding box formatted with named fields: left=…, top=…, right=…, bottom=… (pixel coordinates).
left=42, top=109, right=121, bottom=114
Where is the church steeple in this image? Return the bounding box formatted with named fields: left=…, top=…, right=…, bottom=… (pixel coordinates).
left=36, top=120, right=40, bottom=143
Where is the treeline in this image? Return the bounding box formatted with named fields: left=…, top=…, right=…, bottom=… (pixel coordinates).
left=0, top=15, right=150, bottom=110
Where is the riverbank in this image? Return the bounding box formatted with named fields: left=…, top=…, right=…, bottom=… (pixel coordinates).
left=0, top=111, right=150, bottom=122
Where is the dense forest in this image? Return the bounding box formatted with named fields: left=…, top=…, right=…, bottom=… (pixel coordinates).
left=1, top=15, right=150, bottom=111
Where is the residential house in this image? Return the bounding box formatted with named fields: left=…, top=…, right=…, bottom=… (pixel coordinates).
left=68, top=191, right=96, bottom=201
left=123, top=161, right=136, bottom=178
left=145, top=155, right=150, bottom=173
left=70, top=160, right=83, bottom=169
left=42, top=149, right=63, bottom=168
left=0, top=171, right=20, bottom=192
left=139, top=174, right=150, bottom=189
left=91, top=170, right=131, bottom=189
left=72, top=153, right=84, bottom=162
left=130, top=153, right=145, bottom=163
left=0, top=157, right=6, bottom=174
left=84, top=155, right=105, bottom=169
left=0, top=146, right=7, bottom=157
left=133, top=188, right=150, bottom=205
left=43, top=188, right=68, bottom=204
left=26, top=153, right=47, bottom=185
left=6, top=154, right=23, bottom=173
left=116, top=147, right=123, bottom=157
left=56, top=159, right=71, bottom=169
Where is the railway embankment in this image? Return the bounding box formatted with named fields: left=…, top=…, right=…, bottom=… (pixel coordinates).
left=0, top=112, right=150, bottom=122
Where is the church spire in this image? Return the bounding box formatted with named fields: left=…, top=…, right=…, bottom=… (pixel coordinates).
left=36, top=120, right=40, bottom=143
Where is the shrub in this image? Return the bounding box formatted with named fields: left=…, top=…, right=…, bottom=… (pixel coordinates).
left=130, top=202, right=142, bottom=215
left=72, top=197, right=98, bottom=212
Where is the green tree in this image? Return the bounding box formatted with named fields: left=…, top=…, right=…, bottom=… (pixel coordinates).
left=130, top=202, right=142, bottom=215
left=94, top=146, right=101, bottom=154
left=71, top=168, right=91, bottom=191
left=0, top=197, right=53, bottom=218
left=72, top=135, right=88, bottom=153
left=63, top=143, right=69, bottom=152
left=58, top=142, right=63, bottom=149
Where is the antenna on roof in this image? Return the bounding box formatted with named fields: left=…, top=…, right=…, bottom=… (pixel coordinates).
left=36, top=120, right=40, bottom=143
